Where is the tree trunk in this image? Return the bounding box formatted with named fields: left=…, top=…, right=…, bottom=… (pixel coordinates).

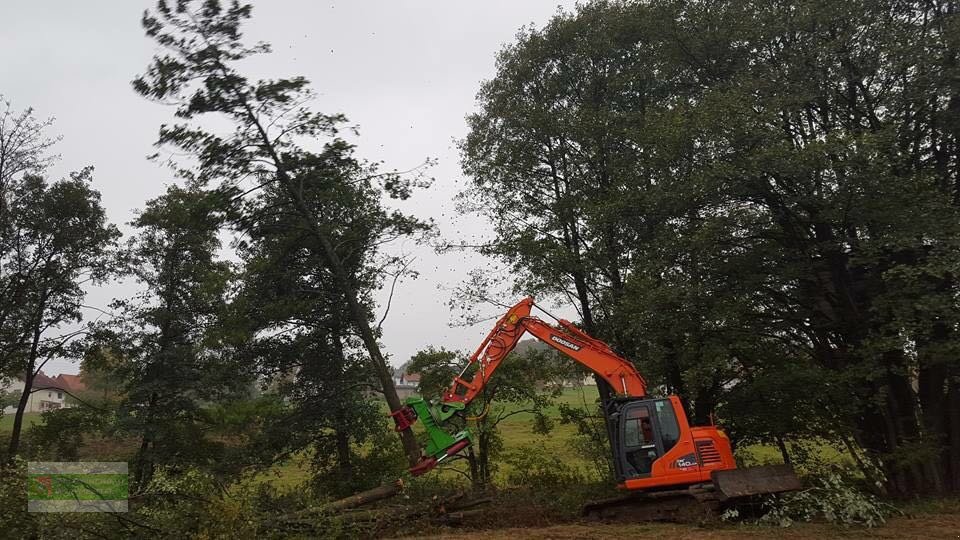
left=298, top=209, right=421, bottom=465
left=775, top=437, right=791, bottom=466
left=7, top=317, right=43, bottom=458
left=7, top=367, right=35, bottom=458
left=477, top=428, right=490, bottom=488
left=134, top=391, right=160, bottom=488
left=335, top=427, right=353, bottom=486
left=948, top=376, right=960, bottom=492
left=466, top=447, right=480, bottom=487
left=320, top=479, right=403, bottom=512
left=242, top=102, right=421, bottom=466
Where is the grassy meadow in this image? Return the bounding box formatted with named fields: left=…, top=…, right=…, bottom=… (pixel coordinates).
left=253, top=385, right=852, bottom=491
left=3, top=389, right=849, bottom=491
left=0, top=412, right=41, bottom=432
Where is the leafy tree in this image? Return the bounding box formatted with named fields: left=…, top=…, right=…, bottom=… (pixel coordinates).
left=456, top=0, right=734, bottom=421
left=4, top=169, right=120, bottom=457
left=0, top=99, right=59, bottom=379
left=233, top=167, right=410, bottom=495
left=132, top=0, right=432, bottom=465
left=90, top=184, right=246, bottom=486
left=648, top=0, right=960, bottom=494
left=461, top=0, right=960, bottom=495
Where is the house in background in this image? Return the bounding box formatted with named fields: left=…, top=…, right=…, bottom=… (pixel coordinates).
left=54, top=373, right=87, bottom=399
left=1, top=371, right=84, bottom=414
left=393, top=370, right=421, bottom=400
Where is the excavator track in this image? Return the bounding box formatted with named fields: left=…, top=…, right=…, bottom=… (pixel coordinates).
left=581, top=465, right=801, bottom=523
left=581, top=485, right=722, bottom=524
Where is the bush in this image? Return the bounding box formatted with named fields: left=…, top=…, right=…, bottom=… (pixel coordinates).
left=0, top=458, right=37, bottom=539
left=759, top=470, right=898, bottom=527
left=503, top=445, right=588, bottom=489
left=24, top=407, right=108, bottom=461
left=556, top=403, right=614, bottom=482
left=310, top=422, right=408, bottom=500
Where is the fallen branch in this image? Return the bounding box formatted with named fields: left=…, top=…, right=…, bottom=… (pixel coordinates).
left=268, top=478, right=405, bottom=525
left=445, top=497, right=493, bottom=512
left=435, top=508, right=486, bottom=525
left=321, top=479, right=405, bottom=512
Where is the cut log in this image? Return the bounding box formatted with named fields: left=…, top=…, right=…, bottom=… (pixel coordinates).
left=436, top=508, right=485, bottom=525
left=445, top=497, right=493, bottom=512
left=321, top=479, right=405, bottom=512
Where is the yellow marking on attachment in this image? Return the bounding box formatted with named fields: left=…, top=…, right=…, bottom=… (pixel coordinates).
left=466, top=402, right=490, bottom=421
left=507, top=314, right=519, bottom=324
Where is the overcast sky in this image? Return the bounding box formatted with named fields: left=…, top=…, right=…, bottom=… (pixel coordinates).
left=1, top=1, right=580, bottom=375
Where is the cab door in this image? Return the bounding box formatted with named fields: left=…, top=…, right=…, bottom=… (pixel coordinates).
left=617, top=402, right=658, bottom=479
left=613, top=398, right=690, bottom=481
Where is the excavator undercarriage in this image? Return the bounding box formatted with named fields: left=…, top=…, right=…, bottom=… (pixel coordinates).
left=581, top=465, right=801, bottom=523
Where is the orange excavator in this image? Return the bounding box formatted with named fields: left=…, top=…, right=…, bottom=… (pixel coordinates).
left=391, top=297, right=799, bottom=520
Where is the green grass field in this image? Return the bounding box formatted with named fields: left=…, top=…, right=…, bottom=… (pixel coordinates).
left=0, top=411, right=41, bottom=432
left=253, top=385, right=853, bottom=491
left=5, top=389, right=847, bottom=492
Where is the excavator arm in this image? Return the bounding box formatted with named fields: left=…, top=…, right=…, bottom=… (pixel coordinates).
left=391, top=297, right=646, bottom=475
left=443, top=297, right=647, bottom=404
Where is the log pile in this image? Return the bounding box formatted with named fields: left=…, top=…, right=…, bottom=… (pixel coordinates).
left=267, top=478, right=493, bottom=533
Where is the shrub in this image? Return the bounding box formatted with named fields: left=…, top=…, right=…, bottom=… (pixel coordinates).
left=556, top=403, right=614, bottom=482
left=0, top=458, right=37, bottom=539
left=310, top=422, right=408, bottom=500
left=503, top=445, right=588, bottom=489
left=759, top=470, right=898, bottom=527
left=24, top=407, right=108, bottom=461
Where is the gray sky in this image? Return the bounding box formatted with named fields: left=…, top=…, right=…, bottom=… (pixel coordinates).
left=1, top=1, right=579, bottom=375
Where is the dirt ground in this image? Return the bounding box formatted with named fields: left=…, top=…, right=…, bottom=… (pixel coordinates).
left=417, top=512, right=960, bottom=540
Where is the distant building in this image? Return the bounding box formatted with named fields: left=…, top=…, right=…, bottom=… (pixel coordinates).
left=393, top=371, right=421, bottom=400
left=1, top=372, right=84, bottom=414
left=55, top=373, right=86, bottom=395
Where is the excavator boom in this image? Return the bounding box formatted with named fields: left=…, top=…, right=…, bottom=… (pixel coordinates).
left=443, top=297, right=646, bottom=404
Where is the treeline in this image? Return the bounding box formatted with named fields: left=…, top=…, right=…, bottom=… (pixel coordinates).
left=1, top=0, right=431, bottom=516
left=459, top=0, right=960, bottom=495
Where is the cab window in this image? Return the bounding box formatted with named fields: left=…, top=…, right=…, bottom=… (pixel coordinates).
left=624, top=406, right=654, bottom=447
left=654, top=399, right=681, bottom=452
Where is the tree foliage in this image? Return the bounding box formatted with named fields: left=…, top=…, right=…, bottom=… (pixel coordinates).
left=132, top=0, right=433, bottom=466
left=460, top=0, right=960, bottom=495
left=88, top=184, right=247, bottom=486
left=1, top=168, right=120, bottom=457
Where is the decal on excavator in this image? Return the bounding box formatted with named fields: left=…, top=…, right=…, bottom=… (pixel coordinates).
left=674, top=453, right=698, bottom=469
left=550, top=334, right=581, bottom=351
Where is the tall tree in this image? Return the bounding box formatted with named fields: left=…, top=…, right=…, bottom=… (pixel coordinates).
left=233, top=156, right=418, bottom=492
left=5, top=169, right=120, bottom=456
left=457, top=0, right=730, bottom=420
left=460, top=0, right=960, bottom=494
left=0, top=99, right=59, bottom=379
left=92, top=184, right=244, bottom=486
left=132, top=0, right=432, bottom=465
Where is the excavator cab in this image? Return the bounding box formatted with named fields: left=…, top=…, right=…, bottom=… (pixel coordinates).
left=607, top=395, right=741, bottom=491
left=611, top=397, right=681, bottom=480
